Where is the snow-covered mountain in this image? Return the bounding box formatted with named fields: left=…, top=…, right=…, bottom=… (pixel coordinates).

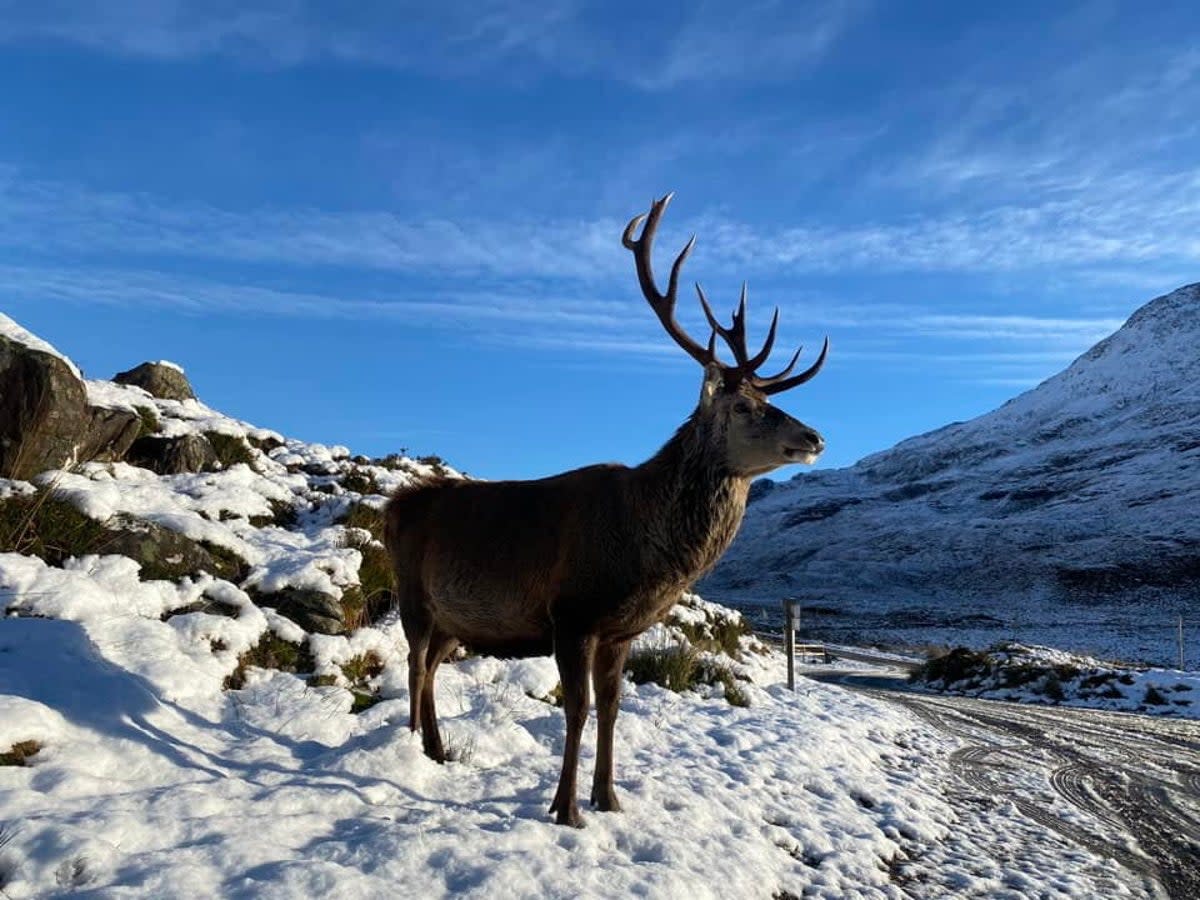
left=704, top=283, right=1200, bottom=666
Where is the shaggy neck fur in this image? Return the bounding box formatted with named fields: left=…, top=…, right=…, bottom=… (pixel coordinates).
left=632, top=408, right=750, bottom=585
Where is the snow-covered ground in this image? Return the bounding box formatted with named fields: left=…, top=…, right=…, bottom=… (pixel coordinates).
left=913, top=642, right=1200, bottom=718
left=0, top=320, right=1191, bottom=897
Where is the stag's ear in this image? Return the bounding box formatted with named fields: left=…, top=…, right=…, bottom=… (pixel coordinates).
left=698, top=363, right=724, bottom=409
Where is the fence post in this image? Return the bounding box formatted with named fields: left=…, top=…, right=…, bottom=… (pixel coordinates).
left=783, top=598, right=797, bottom=691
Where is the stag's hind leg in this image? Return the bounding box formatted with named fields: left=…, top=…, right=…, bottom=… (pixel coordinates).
left=591, top=638, right=631, bottom=812
left=417, top=631, right=458, bottom=762
left=397, top=585, right=437, bottom=757
left=548, top=629, right=597, bottom=827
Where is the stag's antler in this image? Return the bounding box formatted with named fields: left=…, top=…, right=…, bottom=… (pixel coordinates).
left=622, top=193, right=717, bottom=368
left=623, top=194, right=827, bottom=394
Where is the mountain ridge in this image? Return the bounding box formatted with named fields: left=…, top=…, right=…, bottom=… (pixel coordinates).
left=703, top=282, right=1200, bottom=665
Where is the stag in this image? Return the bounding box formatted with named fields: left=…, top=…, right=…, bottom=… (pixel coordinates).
left=384, top=194, right=828, bottom=827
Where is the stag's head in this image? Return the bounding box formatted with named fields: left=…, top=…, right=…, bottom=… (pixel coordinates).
left=624, top=194, right=827, bottom=478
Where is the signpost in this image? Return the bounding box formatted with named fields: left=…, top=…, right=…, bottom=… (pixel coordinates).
left=783, top=598, right=798, bottom=691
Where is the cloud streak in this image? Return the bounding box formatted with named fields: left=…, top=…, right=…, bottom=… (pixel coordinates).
left=5, top=170, right=1200, bottom=286
left=0, top=0, right=860, bottom=89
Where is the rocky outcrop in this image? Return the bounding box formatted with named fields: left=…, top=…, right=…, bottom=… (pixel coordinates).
left=125, top=433, right=218, bottom=475
left=80, top=406, right=142, bottom=464
left=0, top=324, right=167, bottom=479
left=251, top=587, right=346, bottom=635
left=113, top=361, right=196, bottom=401
left=103, top=517, right=246, bottom=582
left=0, top=331, right=88, bottom=479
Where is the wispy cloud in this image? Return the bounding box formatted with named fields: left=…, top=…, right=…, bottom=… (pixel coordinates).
left=0, top=0, right=860, bottom=88
left=630, top=0, right=863, bottom=90
left=0, top=262, right=1122, bottom=393
left=5, top=170, right=1200, bottom=285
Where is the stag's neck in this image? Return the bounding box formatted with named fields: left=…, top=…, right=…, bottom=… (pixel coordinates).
left=631, top=414, right=749, bottom=584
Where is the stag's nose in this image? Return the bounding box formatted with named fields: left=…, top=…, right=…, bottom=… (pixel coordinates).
left=803, top=428, right=825, bottom=454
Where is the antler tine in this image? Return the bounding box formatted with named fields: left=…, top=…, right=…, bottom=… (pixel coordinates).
left=754, top=337, right=830, bottom=395
left=624, top=194, right=717, bottom=368
left=742, top=302, right=780, bottom=373
left=696, top=283, right=750, bottom=368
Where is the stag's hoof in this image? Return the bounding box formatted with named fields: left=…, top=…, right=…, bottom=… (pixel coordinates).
left=590, top=787, right=621, bottom=812
left=553, top=806, right=585, bottom=828
left=549, top=794, right=585, bottom=828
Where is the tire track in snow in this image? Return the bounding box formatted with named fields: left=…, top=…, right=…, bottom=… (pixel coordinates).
left=825, top=674, right=1200, bottom=898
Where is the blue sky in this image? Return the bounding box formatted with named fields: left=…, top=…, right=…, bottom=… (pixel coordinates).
left=1, top=2, right=1197, bottom=480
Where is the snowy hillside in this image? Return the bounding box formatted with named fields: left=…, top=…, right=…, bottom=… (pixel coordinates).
left=0, top=318, right=1158, bottom=898
left=705, top=283, right=1200, bottom=666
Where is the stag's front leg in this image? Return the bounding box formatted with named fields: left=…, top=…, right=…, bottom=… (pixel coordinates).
left=548, top=630, right=596, bottom=827
left=591, top=639, right=631, bottom=812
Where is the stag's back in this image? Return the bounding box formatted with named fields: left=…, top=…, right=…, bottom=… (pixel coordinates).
left=384, top=466, right=643, bottom=652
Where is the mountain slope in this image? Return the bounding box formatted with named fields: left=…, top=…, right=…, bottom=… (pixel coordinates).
left=704, top=283, right=1200, bottom=665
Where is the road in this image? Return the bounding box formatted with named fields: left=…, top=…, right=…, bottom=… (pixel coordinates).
left=811, top=668, right=1200, bottom=899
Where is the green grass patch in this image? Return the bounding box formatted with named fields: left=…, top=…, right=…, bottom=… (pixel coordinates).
left=248, top=498, right=300, bottom=529
left=624, top=644, right=750, bottom=706
left=0, top=489, right=114, bottom=565
left=340, top=468, right=383, bottom=496
left=204, top=432, right=257, bottom=469
left=0, top=739, right=42, bottom=766
left=528, top=682, right=565, bottom=707
left=336, top=503, right=392, bottom=629
left=416, top=455, right=449, bottom=476
left=675, top=616, right=751, bottom=660
left=223, top=633, right=315, bottom=690
left=626, top=643, right=699, bottom=692
left=340, top=650, right=386, bottom=713
left=133, top=405, right=161, bottom=438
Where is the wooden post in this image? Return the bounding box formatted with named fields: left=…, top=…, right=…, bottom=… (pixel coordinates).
left=784, top=598, right=797, bottom=691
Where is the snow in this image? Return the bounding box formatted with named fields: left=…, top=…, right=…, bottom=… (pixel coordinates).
left=0, top=312, right=84, bottom=380
left=84, top=378, right=154, bottom=411
left=0, top=588, right=1146, bottom=899
left=915, top=641, right=1200, bottom=718
left=0, top=315, right=1184, bottom=897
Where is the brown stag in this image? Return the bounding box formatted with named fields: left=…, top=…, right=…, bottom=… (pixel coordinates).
left=384, top=193, right=828, bottom=827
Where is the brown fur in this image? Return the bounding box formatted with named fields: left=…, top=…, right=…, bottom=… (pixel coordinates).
left=384, top=373, right=824, bottom=826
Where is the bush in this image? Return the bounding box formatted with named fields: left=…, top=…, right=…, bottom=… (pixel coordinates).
left=912, top=647, right=991, bottom=685
left=0, top=740, right=42, bottom=766
left=340, top=468, right=383, bottom=496
left=1143, top=685, right=1168, bottom=706
left=417, top=455, right=449, bottom=477
left=626, top=643, right=699, bottom=692
left=675, top=615, right=751, bottom=660
left=1042, top=674, right=1065, bottom=701
left=625, top=643, right=750, bottom=706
